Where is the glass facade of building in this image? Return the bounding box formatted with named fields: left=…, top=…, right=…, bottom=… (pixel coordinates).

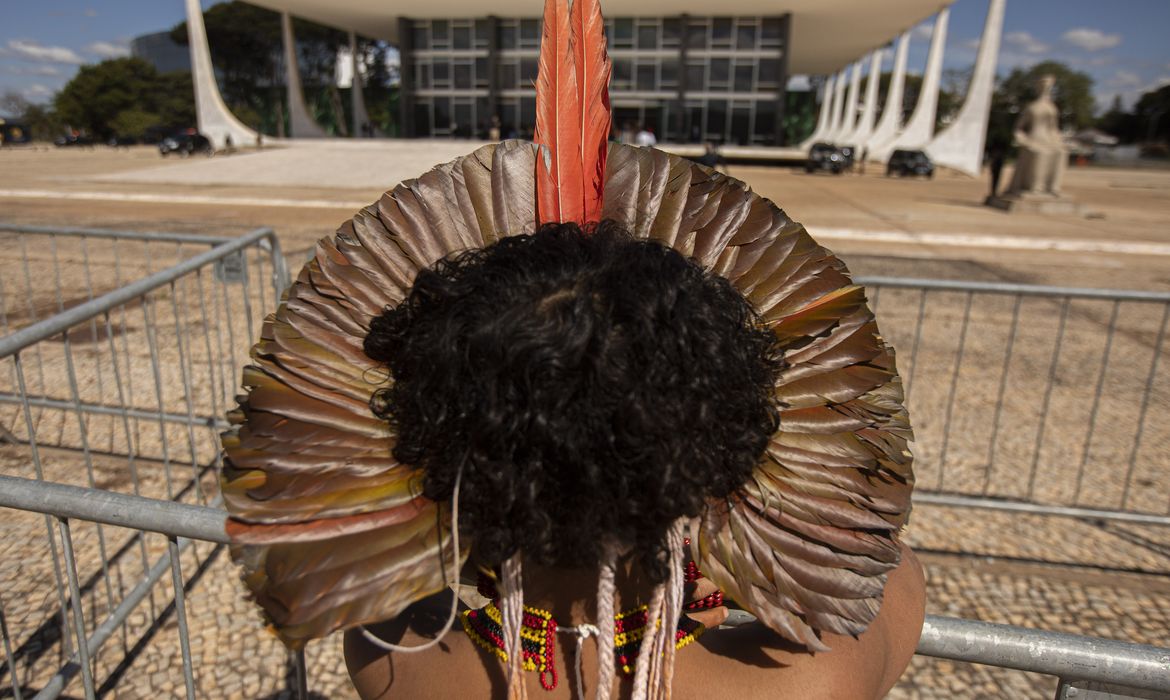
left=400, top=14, right=790, bottom=145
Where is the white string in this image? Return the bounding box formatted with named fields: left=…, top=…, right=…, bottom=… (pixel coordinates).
left=359, top=466, right=463, bottom=653
left=558, top=623, right=601, bottom=700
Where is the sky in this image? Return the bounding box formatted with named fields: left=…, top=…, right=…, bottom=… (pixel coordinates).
left=2, top=0, right=1169, bottom=113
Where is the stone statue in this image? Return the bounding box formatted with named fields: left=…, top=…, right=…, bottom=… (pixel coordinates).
left=1005, top=74, right=1066, bottom=196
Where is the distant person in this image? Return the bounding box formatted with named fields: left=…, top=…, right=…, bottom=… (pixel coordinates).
left=859, top=147, right=868, bottom=175
left=696, top=141, right=728, bottom=174
left=618, top=121, right=635, bottom=144
left=634, top=125, right=657, bottom=147
left=986, top=141, right=1007, bottom=204
left=224, top=134, right=234, bottom=154
left=488, top=115, right=501, bottom=142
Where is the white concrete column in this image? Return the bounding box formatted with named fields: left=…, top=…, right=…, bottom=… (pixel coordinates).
left=184, top=0, right=260, bottom=150
left=800, top=74, right=836, bottom=148
left=349, top=31, right=375, bottom=137
left=891, top=8, right=950, bottom=151
left=927, top=0, right=1005, bottom=176
left=835, top=60, right=863, bottom=145
left=282, top=12, right=329, bottom=138
left=844, top=51, right=883, bottom=151
left=825, top=69, right=848, bottom=141
left=864, top=31, right=910, bottom=161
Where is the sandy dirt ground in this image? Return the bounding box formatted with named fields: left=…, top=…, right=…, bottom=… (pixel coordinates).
left=1, top=144, right=1168, bottom=699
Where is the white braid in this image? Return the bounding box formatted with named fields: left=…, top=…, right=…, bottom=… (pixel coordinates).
left=500, top=554, right=527, bottom=700
left=594, top=544, right=618, bottom=700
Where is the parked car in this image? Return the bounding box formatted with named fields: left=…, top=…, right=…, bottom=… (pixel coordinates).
left=805, top=142, right=847, bottom=174
left=886, top=149, right=934, bottom=178
left=54, top=133, right=95, bottom=148
left=159, top=130, right=213, bottom=157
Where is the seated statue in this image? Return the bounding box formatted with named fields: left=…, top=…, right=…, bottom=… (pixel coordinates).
left=1005, top=74, right=1066, bottom=197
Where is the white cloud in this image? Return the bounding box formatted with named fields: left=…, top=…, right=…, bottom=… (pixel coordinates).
left=86, top=41, right=129, bottom=58
left=3, top=64, right=61, bottom=76
left=1004, top=31, right=1050, bottom=55
left=1062, top=28, right=1121, bottom=52
left=3, top=39, right=84, bottom=65
left=23, top=84, right=52, bottom=100
left=962, top=38, right=981, bottom=51
left=913, top=23, right=934, bottom=41
left=84, top=8, right=97, bottom=17
left=1109, top=70, right=1141, bottom=88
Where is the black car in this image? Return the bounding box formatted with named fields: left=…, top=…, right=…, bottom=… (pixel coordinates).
left=886, top=149, right=934, bottom=178
left=805, top=142, right=847, bottom=174
left=159, top=130, right=213, bottom=157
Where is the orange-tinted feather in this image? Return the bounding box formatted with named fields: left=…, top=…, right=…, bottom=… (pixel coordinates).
left=572, top=0, right=611, bottom=223
left=534, top=0, right=582, bottom=224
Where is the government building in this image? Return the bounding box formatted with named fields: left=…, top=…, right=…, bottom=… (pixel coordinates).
left=181, top=0, right=1007, bottom=175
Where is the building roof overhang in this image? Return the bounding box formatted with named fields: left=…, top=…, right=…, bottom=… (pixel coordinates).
left=246, top=0, right=953, bottom=74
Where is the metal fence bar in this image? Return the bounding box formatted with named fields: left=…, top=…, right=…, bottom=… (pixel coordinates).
left=0, top=475, right=229, bottom=545
left=0, top=228, right=278, bottom=359
left=1072, top=300, right=1121, bottom=505
left=914, top=492, right=1170, bottom=527
left=13, top=356, right=74, bottom=656
left=5, top=475, right=1170, bottom=693
left=917, top=615, right=1170, bottom=693
left=854, top=276, right=1170, bottom=303
left=1122, top=302, right=1169, bottom=510
left=1026, top=297, right=1071, bottom=501
left=55, top=518, right=95, bottom=700
left=1, top=598, right=23, bottom=700
left=0, top=394, right=225, bottom=431
left=902, top=288, right=927, bottom=404
left=31, top=536, right=202, bottom=700
left=981, top=293, right=1022, bottom=496
left=0, top=223, right=235, bottom=246
left=936, top=290, right=973, bottom=491
left=166, top=537, right=196, bottom=700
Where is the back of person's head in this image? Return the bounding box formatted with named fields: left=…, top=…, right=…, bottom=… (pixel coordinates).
left=363, top=220, right=781, bottom=581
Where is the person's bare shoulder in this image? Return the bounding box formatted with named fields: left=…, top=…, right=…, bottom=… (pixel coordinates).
left=679, top=541, right=925, bottom=699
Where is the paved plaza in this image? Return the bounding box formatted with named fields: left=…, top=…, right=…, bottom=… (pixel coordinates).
left=1, top=143, right=1168, bottom=698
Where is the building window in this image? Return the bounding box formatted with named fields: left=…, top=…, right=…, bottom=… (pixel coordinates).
left=412, top=24, right=429, bottom=51
left=686, top=19, right=707, bottom=50
left=709, top=58, right=729, bottom=89
left=432, top=61, right=450, bottom=89
left=761, top=17, right=783, bottom=48
left=735, top=20, right=757, bottom=50
left=453, top=23, right=472, bottom=50
left=475, top=57, right=490, bottom=88
left=637, top=22, right=658, bottom=50
left=500, top=21, right=518, bottom=50
left=613, top=59, right=632, bottom=90
left=454, top=61, right=473, bottom=89
left=636, top=62, right=656, bottom=91
left=734, top=62, right=753, bottom=92
left=520, top=19, right=541, bottom=48
left=431, top=20, right=450, bottom=49
left=686, top=62, right=706, bottom=92
left=613, top=19, right=634, bottom=49
left=660, top=60, right=679, bottom=89
left=662, top=18, right=682, bottom=48
left=712, top=18, right=732, bottom=48
left=475, top=19, right=491, bottom=49
left=758, top=59, right=780, bottom=89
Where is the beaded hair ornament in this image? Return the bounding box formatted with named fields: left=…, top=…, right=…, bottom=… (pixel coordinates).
left=219, top=0, right=914, bottom=696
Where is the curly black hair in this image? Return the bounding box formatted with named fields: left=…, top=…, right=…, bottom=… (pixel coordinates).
left=363, top=220, right=782, bottom=581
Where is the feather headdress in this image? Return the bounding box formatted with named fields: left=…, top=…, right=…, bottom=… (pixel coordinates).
left=221, top=0, right=913, bottom=659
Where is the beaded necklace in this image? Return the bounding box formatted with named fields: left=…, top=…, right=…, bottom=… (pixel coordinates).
left=462, top=547, right=721, bottom=692
left=459, top=600, right=706, bottom=691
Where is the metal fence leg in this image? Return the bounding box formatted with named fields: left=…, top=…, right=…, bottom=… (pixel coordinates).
left=1026, top=297, right=1071, bottom=500
left=1072, top=300, right=1120, bottom=505
left=56, top=518, right=96, bottom=700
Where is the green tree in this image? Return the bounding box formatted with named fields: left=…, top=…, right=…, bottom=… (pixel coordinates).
left=1096, top=94, right=1140, bottom=143
left=54, top=58, right=194, bottom=138
left=1133, top=84, right=1170, bottom=144
left=1, top=91, right=64, bottom=141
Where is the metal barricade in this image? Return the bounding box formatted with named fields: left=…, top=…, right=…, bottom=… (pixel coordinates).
left=0, top=224, right=292, bottom=699
left=1, top=477, right=1166, bottom=698
left=856, top=276, right=1170, bottom=527
left=1, top=225, right=1166, bottom=698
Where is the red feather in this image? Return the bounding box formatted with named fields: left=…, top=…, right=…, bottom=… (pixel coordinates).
left=535, top=0, right=612, bottom=225
left=534, top=0, right=582, bottom=224
left=571, top=0, right=611, bottom=224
